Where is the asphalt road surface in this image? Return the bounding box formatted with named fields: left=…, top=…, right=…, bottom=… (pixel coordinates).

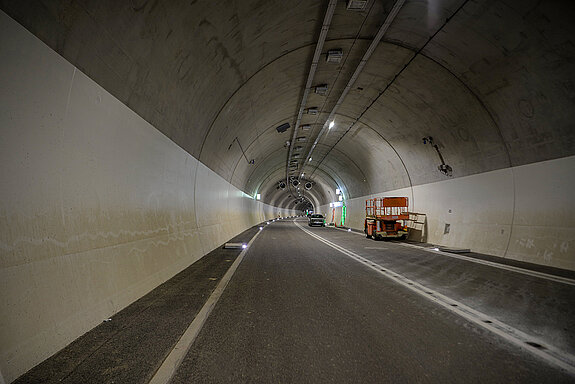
left=169, top=218, right=575, bottom=383
left=15, top=218, right=575, bottom=384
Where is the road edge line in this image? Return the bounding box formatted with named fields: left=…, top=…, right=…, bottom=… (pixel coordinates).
left=148, top=227, right=263, bottom=384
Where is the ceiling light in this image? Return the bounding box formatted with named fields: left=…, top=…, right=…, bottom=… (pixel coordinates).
left=309, top=157, right=312, bottom=162
left=329, top=121, right=335, bottom=129
left=326, top=49, right=343, bottom=63
left=314, top=84, right=328, bottom=95
left=346, top=0, right=368, bottom=10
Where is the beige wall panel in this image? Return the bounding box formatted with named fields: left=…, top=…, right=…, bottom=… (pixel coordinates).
left=0, top=13, right=283, bottom=383
left=412, top=171, right=514, bottom=256
left=505, top=157, right=575, bottom=270
left=340, top=157, right=574, bottom=270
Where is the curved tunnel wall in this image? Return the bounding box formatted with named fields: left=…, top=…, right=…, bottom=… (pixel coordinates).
left=0, top=14, right=295, bottom=383
left=318, top=154, right=575, bottom=271
left=1, top=1, right=575, bottom=382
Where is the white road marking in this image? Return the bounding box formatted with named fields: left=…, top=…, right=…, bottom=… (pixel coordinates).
left=296, top=221, right=575, bottom=376
left=148, top=228, right=263, bottom=384
left=333, top=226, right=575, bottom=286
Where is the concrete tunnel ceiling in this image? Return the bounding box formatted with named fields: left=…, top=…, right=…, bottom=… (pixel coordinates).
left=3, top=0, right=574, bottom=210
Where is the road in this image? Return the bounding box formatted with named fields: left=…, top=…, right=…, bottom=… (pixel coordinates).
left=168, top=218, right=575, bottom=383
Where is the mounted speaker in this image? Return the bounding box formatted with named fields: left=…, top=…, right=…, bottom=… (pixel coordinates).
left=304, top=182, right=312, bottom=190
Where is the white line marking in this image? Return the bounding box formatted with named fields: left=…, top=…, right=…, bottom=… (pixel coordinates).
left=333, top=226, right=575, bottom=286
left=148, top=229, right=262, bottom=384
left=296, top=221, right=575, bottom=376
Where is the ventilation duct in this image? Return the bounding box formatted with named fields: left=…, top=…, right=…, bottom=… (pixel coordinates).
left=292, top=179, right=300, bottom=188
left=305, top=182, right=313, bottom=190
left=276, top=122, right=290, bottom=133
left=279, top=181, right=286, bottom=189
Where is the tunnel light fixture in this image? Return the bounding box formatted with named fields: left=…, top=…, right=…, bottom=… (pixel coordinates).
left=301, top=124, right=311, bottom=131
left=326, top=49, right=343, bottom=63
left=348, top=228, right=352, bottom=232
left=309, top=157, right=312, bottom=162
left=224, top=242, right=247, bottom=249
left=329, top=121, right=335, bottom=129
left=346, top=0, right=368, bottom=10
left=296, top=136, right=307, bottom=142
left=336, top=188, right=341, bottom=195
left=314, top=84, right=328, bottom=95
left=256, top=194, right=261, bottom=200
left=259, top=226, right=263, bottom=230
left=339, top=195, right=343, bottom=201
left=306, top=107, right=319, bottom=115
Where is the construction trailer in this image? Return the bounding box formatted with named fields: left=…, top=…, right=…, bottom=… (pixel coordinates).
left=365, top=197, right=409, bottom=240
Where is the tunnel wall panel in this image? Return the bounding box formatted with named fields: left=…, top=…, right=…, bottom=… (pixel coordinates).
left=334, top=156, right=575, bottom=271
left=0, top=14, right=293, bottom=383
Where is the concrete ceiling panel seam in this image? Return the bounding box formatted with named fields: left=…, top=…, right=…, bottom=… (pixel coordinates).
left=249, top=162, right=332, bottom=207
left=307, top=144, right=372, bottom=197
left=308, top=0, right=472, bottom=177
left=305, top=0, right=514, bottom=205
left=252, top=162, right=337, bottom=208
left=197, top=43, right=315, bottom=168
left=294, top=1, right=378, bottom=177
left=286, top=0, right=338, bottom=188
left=301, top=0, right=406, bottom=179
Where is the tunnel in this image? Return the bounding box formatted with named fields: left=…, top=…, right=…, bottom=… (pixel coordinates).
left=1, top=0, right=574, bottom=382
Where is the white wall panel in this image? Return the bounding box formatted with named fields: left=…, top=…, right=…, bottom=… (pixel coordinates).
left=342, top=158, right=575, bottom=270
left=0, top=13, right=286, bottom=383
